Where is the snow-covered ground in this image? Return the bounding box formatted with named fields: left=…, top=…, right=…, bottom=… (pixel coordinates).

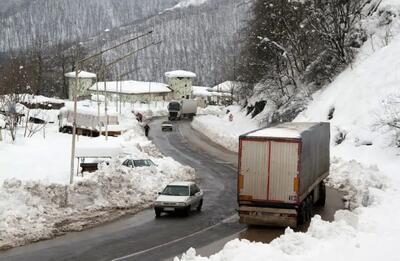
left=0, top=101, right=194, bottom=249
left=177, top=2, right=400, bottom=260
left=193, top=106, right=259, bottom=152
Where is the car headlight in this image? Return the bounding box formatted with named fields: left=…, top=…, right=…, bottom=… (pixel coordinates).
left=176, top=202, right=186, bottom=206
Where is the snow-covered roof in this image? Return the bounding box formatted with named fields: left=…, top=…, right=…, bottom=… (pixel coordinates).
left=62, top=102, right=118, bottom=117
left=165, top=70, right=197, bottom=78
left=76, top=144, right=122, bottom=158
left=89, top=81, right=171, bottom=95
left=192, top=86, right=233, bottom=98
left=210, top=81, right=242, bottom=93
left=65, top=71, right=97, bottom=79
left=246, top=123, right=323, bottom=139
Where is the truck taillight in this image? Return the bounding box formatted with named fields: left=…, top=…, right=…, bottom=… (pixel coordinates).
left=294, top=177, right=299, bottom=193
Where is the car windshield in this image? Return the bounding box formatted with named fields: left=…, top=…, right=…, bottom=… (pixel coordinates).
left=162, top=185, right=189, bottom=196
left=168, top=102, right=180, bottom=111
left=133, top=159, right=154, bottom=167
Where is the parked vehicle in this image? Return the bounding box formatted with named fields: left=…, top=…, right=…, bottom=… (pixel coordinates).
left=122, top=159, right=156, bottom=168
left=168, top=100, right=197, bottom=121
left=161, top=121, right=173, bottom=131
left=154, top=181, right=203, bottom=217
left=58, top=107, right=119, bottom=137
left=237, top=122, right=330, bottom=228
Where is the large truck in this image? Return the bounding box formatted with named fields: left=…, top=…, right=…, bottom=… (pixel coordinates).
left=168, top=100, right=197, bottom=120
left=237, top=122, right=330, bottom=228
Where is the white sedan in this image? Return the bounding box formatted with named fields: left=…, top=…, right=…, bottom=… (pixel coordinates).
left=154, top=181, right=203, bottom=217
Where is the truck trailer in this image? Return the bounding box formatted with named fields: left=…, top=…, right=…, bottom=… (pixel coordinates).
left=238, top=122, right=330, bottom=227
left=168, top=100, right=197, bottom=120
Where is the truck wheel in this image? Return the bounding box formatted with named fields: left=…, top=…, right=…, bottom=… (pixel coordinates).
left=316, top=182, right=326, bottom=206
left=306, top=197, right=313, bottom=222
left=196, top=200, right=203, bottom=211
left=297, top=202, right=306, bottom=225
left=155, top=208, right=161, bottom=218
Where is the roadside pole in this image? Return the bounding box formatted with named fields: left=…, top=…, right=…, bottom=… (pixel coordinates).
left=70, top=65, right=80, bottom=185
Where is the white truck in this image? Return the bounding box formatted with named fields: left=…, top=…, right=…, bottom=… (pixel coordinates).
left=238, top=122, right=330, bottom=227
left=168, top=100, right=197, bottom=121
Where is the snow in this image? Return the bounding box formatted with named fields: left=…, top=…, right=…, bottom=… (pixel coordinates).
left=168, top=0, right=209, bottom=10
left=209, top=81, right=241, bottom=93
left=0, top=100, right=195, bottom=249
left=64, top=71, right=97, bottom=79
left=178, top=3, right=400, bottom=261
left=89, top=81, right=171, bottom=95
left=76, top=142, right=123, bottom=158
left=192, top=106, right=259, bottom=152
left=247, top=128, right=300, bottom=139
left=165, top=70, right=197, bottom=78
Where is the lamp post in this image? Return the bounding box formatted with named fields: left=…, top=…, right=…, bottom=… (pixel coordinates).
left=68, top=31, right=155, bottom=184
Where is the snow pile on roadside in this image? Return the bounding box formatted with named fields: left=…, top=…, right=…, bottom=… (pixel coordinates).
left=192, top=105, right=259, bottom=152
left=0, top=158, right=195, bottom=250
left=132, top=102, right=169, bottom=120
left=169, top=0, right=209, bottom=10
left=177, top=159, right=396, bottom=261
left=0, top=101, right=196, bottom=249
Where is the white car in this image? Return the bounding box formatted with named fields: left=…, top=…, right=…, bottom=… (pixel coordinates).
left=154, top=181, right=203, bottom=217
left=161, top=121, right=173, bottom=131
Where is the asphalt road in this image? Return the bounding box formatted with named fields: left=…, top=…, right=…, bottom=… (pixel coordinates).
left=0, top=119, right=343, bottom=261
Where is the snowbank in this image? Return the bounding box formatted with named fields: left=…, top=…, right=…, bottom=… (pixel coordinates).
left=192, top=105, right=259, bottom=152
left=0, top=158, right=195, bottom=250
left=0, top=100, right=196, bottom=249
left=176, top=159, right=395, bottom=261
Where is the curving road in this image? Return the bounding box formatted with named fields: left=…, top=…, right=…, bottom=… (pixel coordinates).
left=0, top=119, right=343, bottom=261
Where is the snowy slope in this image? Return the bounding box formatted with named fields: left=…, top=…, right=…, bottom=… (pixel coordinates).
left=177, top=2, right=400, bottom=260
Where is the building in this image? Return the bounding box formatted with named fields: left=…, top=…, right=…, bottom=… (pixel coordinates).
left=65, top=71, right=97, bottom=100
left=88, top=80, right=172, bottom=103
left=165, top=70, right=196, bottom=100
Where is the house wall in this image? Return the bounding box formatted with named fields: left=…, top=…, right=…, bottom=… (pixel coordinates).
left=68, top=78, right=94, bottom=100
left=167, top=77, right=193, bottom=100
left=89, top=91, right=170, bottom=103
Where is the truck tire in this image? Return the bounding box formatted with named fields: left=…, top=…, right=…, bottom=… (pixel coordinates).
left=306, top=196, right=313, bottom=222
left=316, top=182, right=326, bottom=206
left=297, top=202, right=307, bottom=225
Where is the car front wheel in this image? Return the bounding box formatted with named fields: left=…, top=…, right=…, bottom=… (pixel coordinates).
left=197, top=200, right=203, bottom=211
left=155, top=208, right=161, bottom=218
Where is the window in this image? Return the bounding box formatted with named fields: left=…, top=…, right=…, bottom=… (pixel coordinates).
left=133, top=159, right=155, bottom=167
left=162, top=186, right=189, bottom=196
left=122, top=159, right=133, bottom=167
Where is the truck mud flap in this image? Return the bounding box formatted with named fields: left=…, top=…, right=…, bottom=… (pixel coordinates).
left=238, top=206, right=298, bottom=228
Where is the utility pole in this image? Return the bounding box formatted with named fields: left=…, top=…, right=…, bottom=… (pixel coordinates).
left=68, top=31, right=155, bottom=185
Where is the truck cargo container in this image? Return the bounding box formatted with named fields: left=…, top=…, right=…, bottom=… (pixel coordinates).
left=238, top=122, right=330, bottom=227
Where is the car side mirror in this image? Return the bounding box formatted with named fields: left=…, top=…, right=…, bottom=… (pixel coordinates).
left=195, top=192, right=201, bottom=196
left=158, top=192, right=162, bottom=195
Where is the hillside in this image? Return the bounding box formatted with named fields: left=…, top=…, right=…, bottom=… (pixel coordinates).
left=0, top=0, right=248, bottom=86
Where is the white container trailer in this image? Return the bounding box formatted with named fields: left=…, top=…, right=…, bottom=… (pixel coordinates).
left=238, top=122, right=330, bottom=227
